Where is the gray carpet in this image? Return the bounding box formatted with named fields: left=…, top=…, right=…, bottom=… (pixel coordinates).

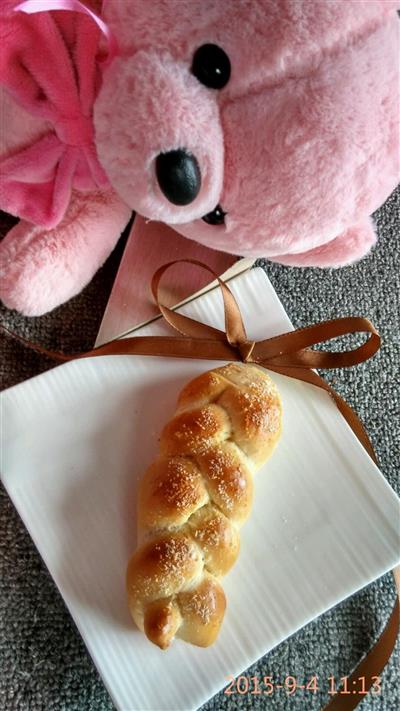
left=1, top=186, right=399, bottom=711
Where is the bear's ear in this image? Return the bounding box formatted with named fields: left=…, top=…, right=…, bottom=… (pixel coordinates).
left=269, top=219, right=377, bottom=269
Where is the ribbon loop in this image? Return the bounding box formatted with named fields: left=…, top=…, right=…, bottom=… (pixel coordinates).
left=151, top=259, right=248, bottom=346
left=151, top=265, right=380, bottom=373
left=252, top=317, right=380, bottom=370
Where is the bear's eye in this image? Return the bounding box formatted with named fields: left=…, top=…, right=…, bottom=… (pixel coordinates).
left=191, top=44, right=231, bottom=89
left=202, top=204, right=226, bottom=225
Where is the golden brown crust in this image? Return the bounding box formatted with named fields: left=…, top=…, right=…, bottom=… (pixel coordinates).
left=127, top=532, right=202, bottom=603
left=143, top=598, right=181, bottom=650
left=126, top=363, right=282, bottom=649
left=196, top=443, right=253, bottom=523
left=138, top=457, right=208, bottom=530
left=187, top=505, right=240, bottom=576
left=176, top=370, right=227, bottom=412
left=176, top=575, right=226, bottom=647
left=160, top=404, right=230, bottom=457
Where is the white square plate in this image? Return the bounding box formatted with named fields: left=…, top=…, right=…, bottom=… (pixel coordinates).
left=1, top=268, right=399, bottom=711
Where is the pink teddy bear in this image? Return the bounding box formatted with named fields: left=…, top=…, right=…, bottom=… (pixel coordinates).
left=0, top=0, right=399, bottom=315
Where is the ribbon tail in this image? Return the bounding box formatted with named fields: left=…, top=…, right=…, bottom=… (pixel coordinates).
left=323, top=598, right=399, bottom=710
left=0, top=328, right=239, bottom=364
left=262, top=362, right=399, bottom=711
left=263, top=364, right=376, bottom=463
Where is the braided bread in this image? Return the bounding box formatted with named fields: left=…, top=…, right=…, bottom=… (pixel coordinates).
left=126, top=362, right=282, bottom=648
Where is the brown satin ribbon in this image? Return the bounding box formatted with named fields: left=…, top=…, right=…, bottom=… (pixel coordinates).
left=1, top=258, right=398, bottom=710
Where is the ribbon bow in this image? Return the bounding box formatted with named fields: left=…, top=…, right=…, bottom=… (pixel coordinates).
left=8, top=259, right=379, bottom=462
left=1, top=259, right=398, bottom=711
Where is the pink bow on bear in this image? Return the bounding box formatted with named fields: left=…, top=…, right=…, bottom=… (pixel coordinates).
left=0, top=0, right=114, bottom=228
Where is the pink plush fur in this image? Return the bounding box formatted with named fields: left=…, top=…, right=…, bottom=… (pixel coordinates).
left=0, top=0, right=399, bottom=315
left=0, top=0, right=109, bottom=228
left=269, top=218, right=377, bottom=268
left=0, top=188, right=131, bottom=316
left=95, top=49, right=224, bottom=224
left=97, top=0, right=399, bottom=259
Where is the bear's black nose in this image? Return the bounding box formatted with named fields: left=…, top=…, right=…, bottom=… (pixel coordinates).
left=155, top=149, right=201, bottom=205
